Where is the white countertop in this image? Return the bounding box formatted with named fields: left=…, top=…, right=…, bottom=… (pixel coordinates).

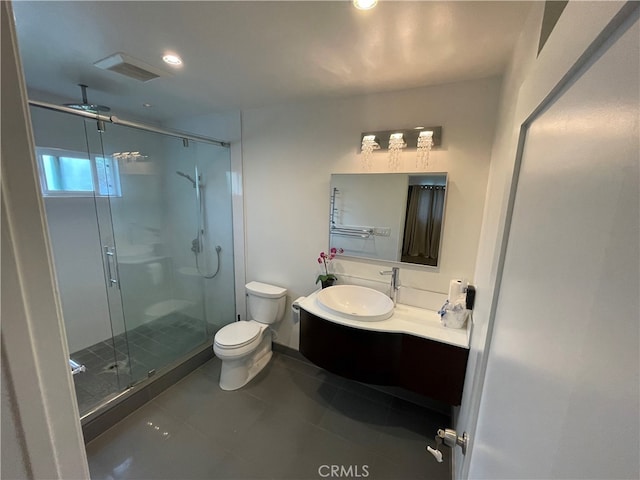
left=298, top=290, right=471, bottom=349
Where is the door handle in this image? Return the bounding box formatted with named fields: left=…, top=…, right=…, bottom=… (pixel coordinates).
left=103, top=245, right=118, bottom=287
left=426, top=428, right=468, bottom=463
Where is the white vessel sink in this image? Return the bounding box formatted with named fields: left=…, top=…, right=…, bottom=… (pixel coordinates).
left=316, top=285, right=394, bottom=322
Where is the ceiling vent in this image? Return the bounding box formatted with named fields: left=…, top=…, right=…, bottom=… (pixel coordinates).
left=94, top=52, right=167, bottom=82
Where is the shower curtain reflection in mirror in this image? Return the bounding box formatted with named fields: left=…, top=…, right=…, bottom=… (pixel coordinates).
left=402, top=185, right=446, bottom=266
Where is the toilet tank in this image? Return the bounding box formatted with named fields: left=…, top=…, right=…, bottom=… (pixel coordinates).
left=246, top=281, right=288, bottom=324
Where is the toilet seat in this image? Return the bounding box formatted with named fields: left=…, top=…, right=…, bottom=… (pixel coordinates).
left=214, top=321, right=262, bottom=349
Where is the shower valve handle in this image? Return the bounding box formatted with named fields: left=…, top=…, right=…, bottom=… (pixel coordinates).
left=191, top=237, right=201, bottom=254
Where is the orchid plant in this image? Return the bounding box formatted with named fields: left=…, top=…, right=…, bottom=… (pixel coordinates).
left=316, top=247, right=344, bottom=286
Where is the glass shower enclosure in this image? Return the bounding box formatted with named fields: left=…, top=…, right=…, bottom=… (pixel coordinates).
left=29, top=105, right=235, bottom=417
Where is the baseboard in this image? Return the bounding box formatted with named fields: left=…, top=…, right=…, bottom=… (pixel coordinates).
left=273, top=342, right=308, bottom=362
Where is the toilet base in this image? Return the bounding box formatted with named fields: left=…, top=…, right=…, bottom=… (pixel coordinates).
left=218, top=335, right=273, bottom=391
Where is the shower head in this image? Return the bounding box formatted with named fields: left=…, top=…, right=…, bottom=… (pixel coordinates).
left=176, top=171, right=197, bottom=188
left=64, top=84, right=111, bottom=113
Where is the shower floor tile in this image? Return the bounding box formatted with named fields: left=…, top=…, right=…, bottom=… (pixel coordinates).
left=86, top=352, right=452, bottom=480
left=70, top=313, right=214, bottom=415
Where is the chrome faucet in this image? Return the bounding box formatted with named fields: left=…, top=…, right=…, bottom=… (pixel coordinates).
left=379, top=266, right=400, bottom=305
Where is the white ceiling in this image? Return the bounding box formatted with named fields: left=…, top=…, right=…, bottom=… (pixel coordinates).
left=13, top=1, right=532, bottom=122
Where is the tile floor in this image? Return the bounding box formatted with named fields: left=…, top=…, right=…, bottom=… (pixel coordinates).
left=86, top=352, right=452, bottom=480
left=71, top=313, right=211, bottom=415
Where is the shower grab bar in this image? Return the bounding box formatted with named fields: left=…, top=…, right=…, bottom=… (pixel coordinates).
left=69, top=359, right=86, bottom=375
left=103, top=246, right=118, bottom=287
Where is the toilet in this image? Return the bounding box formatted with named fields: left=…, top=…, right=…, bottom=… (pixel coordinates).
left=213, top=281, right=287, bottom=390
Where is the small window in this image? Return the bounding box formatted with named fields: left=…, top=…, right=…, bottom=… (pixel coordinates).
left=36, top=148, right=121, bottom=197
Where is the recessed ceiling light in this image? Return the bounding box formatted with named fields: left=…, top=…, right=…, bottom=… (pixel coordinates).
left=353, top=0, right=377, bottom=10
left=162, top=54, right=183, bottom=66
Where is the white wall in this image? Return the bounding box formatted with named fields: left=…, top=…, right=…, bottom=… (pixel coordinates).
left=44, top=198, right=113, bottom=351
left=1, top=2, right=89, bottom=476
left=241, top=77, right=501, bottom=348
left=455, top=4, right=544, bottom=475
left=456, top=1, right=639, bottom=478
left=1, top=349, right=30, bottom=479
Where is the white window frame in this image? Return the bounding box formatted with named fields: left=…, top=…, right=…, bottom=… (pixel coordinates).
left=35, top=147, right=122, bottom=198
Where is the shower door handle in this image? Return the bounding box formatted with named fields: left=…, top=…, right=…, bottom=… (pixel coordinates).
left=103, top=246, right=118, bottom=287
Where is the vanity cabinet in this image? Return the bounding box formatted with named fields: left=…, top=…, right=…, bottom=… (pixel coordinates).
left=299, top=308, right=469, bottom=405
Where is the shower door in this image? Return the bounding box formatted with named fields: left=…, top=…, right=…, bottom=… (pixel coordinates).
left=30, top=105, right=235, bottom=415
left=94, top=123, right=235, bottom=385
left=30, top=106, right=132, bottom=415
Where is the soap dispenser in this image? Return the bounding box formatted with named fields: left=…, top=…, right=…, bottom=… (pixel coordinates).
left=465, top=285, right=476, bottom=310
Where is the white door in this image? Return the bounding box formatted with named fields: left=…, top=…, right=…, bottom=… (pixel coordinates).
left=468, top=9, right=639, bottom=480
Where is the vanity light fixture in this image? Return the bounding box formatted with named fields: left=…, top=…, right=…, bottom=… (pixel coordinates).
left=353, top=0, right=377, bottom=10
left=417, top=130, right=434, bottom=168
left=360, top=134, right=380, bottom=170
left=358, top=127, right=442, bottom=170
left=388, top=133, right=406, bottom=171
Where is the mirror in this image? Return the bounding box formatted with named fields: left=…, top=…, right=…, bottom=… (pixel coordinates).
left=329, top=173, right=447, bottom=267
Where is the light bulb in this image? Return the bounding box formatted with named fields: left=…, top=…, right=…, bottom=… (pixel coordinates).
left=353, top=0, right=377, bottom=10
left=162, top=54, right=183, bottom=66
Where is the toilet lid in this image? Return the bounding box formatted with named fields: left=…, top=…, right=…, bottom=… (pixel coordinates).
left=215, top=321, right=261, bottom=348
